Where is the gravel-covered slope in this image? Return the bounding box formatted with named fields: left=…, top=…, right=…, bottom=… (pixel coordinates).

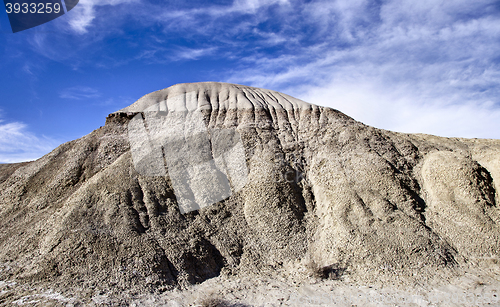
left=0, top=82, right=499, bottom=305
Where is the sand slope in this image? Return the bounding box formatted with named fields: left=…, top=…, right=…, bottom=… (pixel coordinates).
left=0, top=82, right=499, bottom=305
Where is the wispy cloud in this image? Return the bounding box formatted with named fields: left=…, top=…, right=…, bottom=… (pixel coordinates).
left=60, top=86, right=101, bottom=99
left=66, top=0, right=138, bottom=34
left=225, top=0, right=500, bottom=138
left=135, top=46, right=219, bottom=63
left=24, top=0, right=296, bottom=68
left=152, top=0, right=291, bottom=22
left=170, top=47, right=218, bottom=61
left=0, top=114, right=60, bottom=163
left=16, top=0, right=500, bottom=139
left=92, top=96, right=135, bottom=107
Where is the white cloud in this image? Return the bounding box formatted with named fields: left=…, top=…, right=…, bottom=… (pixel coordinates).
left=227, top=0, right=290, bottom=14
left=226, top=0, right=500, bottom=139
left=0, top=116, right=60, bottom=163
left=170, top=47, right=218, bottom=61
left=60, top=86, right=101, bottom=99
left=63, top=0, right=289, bottom=35
left=66, top=0, right=137, bottom=34
left=20, top=0, right=500, bottom=139
left=301, top=77, right=500, bottom=139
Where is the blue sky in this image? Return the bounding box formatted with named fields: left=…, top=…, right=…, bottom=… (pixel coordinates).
left=1, top=0, right=499, bottom=163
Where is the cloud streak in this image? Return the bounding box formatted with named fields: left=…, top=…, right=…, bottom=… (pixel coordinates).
left=224, top=0, right=500, bottom=138
left=16, top=0, right=500, bottom=140
left=60, top=86, right=101, bottom=99
left=67, top=0, right=138, bottom=34
left=0, top=116, right=60, bottom=163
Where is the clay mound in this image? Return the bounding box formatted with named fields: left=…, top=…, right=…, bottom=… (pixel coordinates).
left=117, top=82, right=312, bottom=113
left=0, top=82, right=499, bottom=303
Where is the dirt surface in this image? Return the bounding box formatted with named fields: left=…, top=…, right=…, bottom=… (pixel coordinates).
left=0, top=82, right=499, bottom=306
left=0, top=162, right=30, bottom=184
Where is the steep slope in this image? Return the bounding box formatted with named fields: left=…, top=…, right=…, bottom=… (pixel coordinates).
left=0, top=82, right=499, bottom=303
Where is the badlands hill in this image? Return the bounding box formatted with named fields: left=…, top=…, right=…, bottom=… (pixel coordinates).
left=0, top=82, right=499, bottom=305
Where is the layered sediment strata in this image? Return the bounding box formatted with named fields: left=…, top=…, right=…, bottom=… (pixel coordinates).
left=0, top=82, right=498, bottom=303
